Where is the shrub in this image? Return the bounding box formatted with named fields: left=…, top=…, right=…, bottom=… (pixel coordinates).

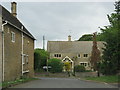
left=34, top=48, right=49, bottom=71
left=64, top=62, right=71, bottom=72
left=74, top=65, right=86, bottom=72
left=48, top=58, right=63, bottom=73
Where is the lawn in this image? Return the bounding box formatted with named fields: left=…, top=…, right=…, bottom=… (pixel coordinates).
left=85, top=75, right=120, bottom=83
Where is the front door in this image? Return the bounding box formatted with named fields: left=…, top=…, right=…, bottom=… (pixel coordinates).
left=62, top=56, right=74, bottom=72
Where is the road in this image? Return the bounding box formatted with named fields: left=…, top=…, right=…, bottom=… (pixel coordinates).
left=11, top=77, right=118, bottom=88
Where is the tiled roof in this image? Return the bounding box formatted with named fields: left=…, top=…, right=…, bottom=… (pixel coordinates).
left=47, top=41, right=105, bottom=53
left=0, top=5, right=35, bottom=40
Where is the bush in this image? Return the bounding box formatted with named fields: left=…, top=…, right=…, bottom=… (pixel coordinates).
left=34, top=48, right=49, bottom=71
left=48, top=58, right=63, bottom=73
left=64, top=62, right=71, bottom=72
left=74, top=65, right=86, bottom=72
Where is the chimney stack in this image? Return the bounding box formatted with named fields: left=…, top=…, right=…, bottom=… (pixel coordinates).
left=68, top=35, right=71, bottom=41
left=11, top=2, right=17, bottom=17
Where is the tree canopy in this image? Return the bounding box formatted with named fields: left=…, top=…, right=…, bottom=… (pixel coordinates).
left=78, top=34, right=93, bottom=41
left=98, top=1, right=120, bottom=75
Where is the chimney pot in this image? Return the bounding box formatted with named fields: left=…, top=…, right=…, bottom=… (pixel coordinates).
left=68, top=35, right=71, bottom=41
left=11, top=2, right=17, bottom=17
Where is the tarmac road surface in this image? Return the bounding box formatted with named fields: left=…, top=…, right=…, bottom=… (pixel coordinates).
left=10, top=77, right=118, bottom=88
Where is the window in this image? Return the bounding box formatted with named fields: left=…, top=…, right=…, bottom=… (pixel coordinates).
left=77, top=54, right=81, bottom=58
left=11, top=32, right=15, bottom=42
left=54, top=54, right=61, bottom=57
left=83, top=54, right=88, bottom=57
left=23, top=54, right=29, bottom=64
left=80, top=62, right=88, bottom=67
left=26, top=55, right=29, bottom=64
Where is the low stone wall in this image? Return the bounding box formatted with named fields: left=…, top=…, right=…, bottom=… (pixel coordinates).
left=75, top=72, right=98, bottom=78
left=35, top=72, right=103, bottom=78
left=35, top=72, right=69, bottom=78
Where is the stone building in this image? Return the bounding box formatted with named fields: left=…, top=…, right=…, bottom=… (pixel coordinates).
left=0, top=2, right=35, bottom=81
left=47, top=36, right=104, bottom=72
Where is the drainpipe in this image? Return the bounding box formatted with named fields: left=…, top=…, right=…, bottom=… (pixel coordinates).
left=2, top=21, right=7, bottom=81
left=21, top=32, right=24, bottom=76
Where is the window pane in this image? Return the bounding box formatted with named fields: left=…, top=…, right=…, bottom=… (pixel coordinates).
left=78, top=54, right=80, bottom=57
left=59, top=54, right=61, bottom=57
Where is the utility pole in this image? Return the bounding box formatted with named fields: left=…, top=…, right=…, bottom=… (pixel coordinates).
left=43, top=35, right=45, bottom=50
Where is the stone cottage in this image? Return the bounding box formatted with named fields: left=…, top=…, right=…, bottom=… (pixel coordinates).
left=47, top=35, right=104, bottom=72
left=0, top=2, right=35, bottom=81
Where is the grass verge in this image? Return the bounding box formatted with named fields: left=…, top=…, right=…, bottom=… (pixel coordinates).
left=85, top=75, right=120, bottom=83
left=0, top=78, right=38, bottom=88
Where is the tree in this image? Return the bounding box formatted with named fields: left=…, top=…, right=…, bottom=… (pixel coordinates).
left=98, top=1, right=120, bottom=75
left=90, top=32, right=101, bottom=77
left=78, top=34, right=93, bottom=41
left=48, top=58, right=63, bottom=73
left=78, top=33, right=104, bottom=41
left=34, top=48, right=49, bottom=71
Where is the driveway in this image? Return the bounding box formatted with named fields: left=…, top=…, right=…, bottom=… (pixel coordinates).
left=10, top=77, right=118, bottom=88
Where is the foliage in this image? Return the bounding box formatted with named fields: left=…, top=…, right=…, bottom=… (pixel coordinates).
left=78, top=34, right=93, bottom=41
left=74, top=65, right=86, bottom=72
left=90, top=33, right=101, bottom=72
left=48, top=58, right=63, bottom=73
left=85, top=75, right=120, bottom=83
left=1, top=78, right=37, bottom=88
left=98, top=1, right=120, bottom=75
left=64, top=62, right=71, bottom=72
left=34, top=48, right=49, bottom=71
left=78, top=33, right=104, bottom=41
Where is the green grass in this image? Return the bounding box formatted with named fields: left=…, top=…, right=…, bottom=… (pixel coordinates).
left=0, top=78, right=38, bottom=88
left=85, top=75, right=120, bottom=83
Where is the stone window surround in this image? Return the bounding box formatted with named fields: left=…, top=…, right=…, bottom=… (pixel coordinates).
left=54, top=53, right=62, bottom=57
left=79, top=62, right=88, bottom=67
left=83, top=54, right=88, bottom=58
left=77, top=54, right=81, bottom=58
left=77, top=53, right=89, bottom=58
left=11, top=31, right=15, bottom=42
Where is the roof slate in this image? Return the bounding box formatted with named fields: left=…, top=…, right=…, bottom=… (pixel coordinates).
left=47, top=41, right=105, bottom=53
left=0, top=5, right=35, bottom=40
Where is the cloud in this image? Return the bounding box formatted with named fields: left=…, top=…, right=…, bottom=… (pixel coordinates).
left=1, top=2, right=114, bottom=49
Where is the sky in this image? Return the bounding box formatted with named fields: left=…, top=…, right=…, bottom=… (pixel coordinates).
left=1, top=1, right=115, bottom=49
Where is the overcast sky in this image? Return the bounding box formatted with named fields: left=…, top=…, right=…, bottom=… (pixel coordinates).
left=1, top=2, right=115, bottom=49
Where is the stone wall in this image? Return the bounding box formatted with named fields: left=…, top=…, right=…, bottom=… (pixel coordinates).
left=4, top=24, right=34, bottom=81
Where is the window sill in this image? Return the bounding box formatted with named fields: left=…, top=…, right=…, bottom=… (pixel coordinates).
left=23, top=70, right=29, bottom=73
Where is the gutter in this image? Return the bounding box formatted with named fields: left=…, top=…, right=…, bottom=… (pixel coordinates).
left=2, top=21, right=7, bottom=81
left=5, top=20, right=35, bottom=40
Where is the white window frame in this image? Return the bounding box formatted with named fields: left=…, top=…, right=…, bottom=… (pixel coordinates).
left=11, top=31, right=15, bottom=42
left=22, top=54, right=29, bottom=65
